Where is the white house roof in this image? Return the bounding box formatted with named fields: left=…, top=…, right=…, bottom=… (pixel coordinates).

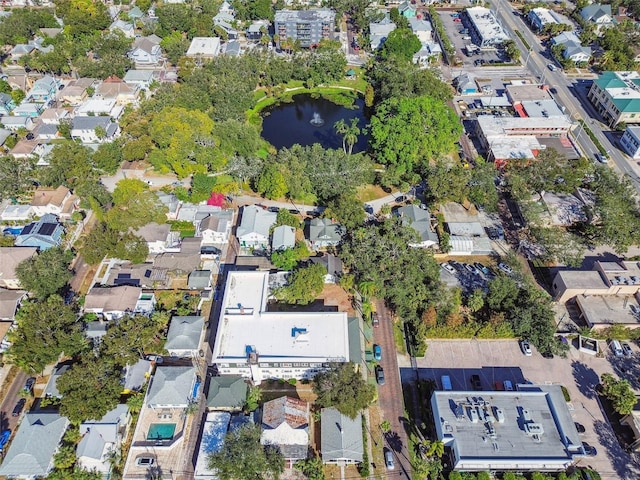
left=186, top=37, right=221, bottom=57
left=236, top=205, right=276, bottom=239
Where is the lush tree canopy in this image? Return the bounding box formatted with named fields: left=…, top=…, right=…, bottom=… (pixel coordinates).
left=381, top=28, right=422, bottom=62
left=105, top=179, right=168, bottom=231
left=208, top=424, right=284, bottom=480
left=7, top=296, right=86, bottom=374
left=99, top=314, right=167, bottom=367
left=79, top=222, right=149, bottom=265
left=0, top=156, right=36, bottom=200
left=16, top=248, right=74, bottom=299
left=313, top=363, right=375, bottom=418
left=601, top=373, right=637, bottom=415
left=275, top=263, right=326, bottom=304
left=370, top=96, right=462, bottom=185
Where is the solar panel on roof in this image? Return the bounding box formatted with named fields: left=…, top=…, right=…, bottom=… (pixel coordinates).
left=21, top=224, right=34, bottom=235
left=38, top=223, right=58, bottom=236
left=144, top=270, right=151, bottom=278
left=117, top=273, right=131, bottom=279
left=114, top=278, right=140, bottom=287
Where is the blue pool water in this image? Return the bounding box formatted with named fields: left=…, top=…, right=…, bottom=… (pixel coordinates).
left=3, top=227, right=23, bottom=236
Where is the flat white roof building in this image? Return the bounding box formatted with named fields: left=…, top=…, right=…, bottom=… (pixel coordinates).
left=432, top=386, right=582, bottom=472
left=620, top=125, right=640, bottom=159
left=186, top=37, right=221, bottom=59
left=212, top=271, right=351, bottom=384
left=465, top=6, right=509, bottom=48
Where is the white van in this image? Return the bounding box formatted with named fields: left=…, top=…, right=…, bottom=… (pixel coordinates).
left=441, top=375, right=452, bottom=391
left=611, top=340, right=624, bottom=358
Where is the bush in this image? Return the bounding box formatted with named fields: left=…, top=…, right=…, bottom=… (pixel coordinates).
left=288, top=378, right=297, bottom=385
left=561, top=385, right=571, bottom=402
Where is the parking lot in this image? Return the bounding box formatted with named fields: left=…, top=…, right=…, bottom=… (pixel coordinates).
left=399, top=340, right=640, bottom=479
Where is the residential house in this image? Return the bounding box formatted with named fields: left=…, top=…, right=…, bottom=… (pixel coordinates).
left=186, top=37, right=222, bottom=59
left=455, top=73, right=478, bottom=95
left=219, top=0, right=234, bottom=15
left=165, top=315, right=206, bottom=358
left=274, top=9, right=335, bottom=48
left=394, top=205, right=438, bottom=248
left=0, top=116, right=34, bottom=131
left=225, top=40, right=242, bottom=57
left=206, top=376, right=248, bottom=411
left=321, top=407, right=364, bottom=465
left=129, top=35, right=164, bottom=66
left=0, top=413, right=69, bottom=478
left=13, top=102, right=44, bottom=118
left=153, top=251, right=202, bottom=276
left=188, top=270, right=212, bottom=290
left=198, top=209, right=234, bottom=245
left=9, top=44, right=35, bottom=62
left=0, top=247, right=38, bottom=289
left=76, top=97, right=123, bottom=117
left=10, top=139, right=40, bottom=159
left=398, top=0, right=416, bottom=18
left=310, top=253, right=343, bottom=283
left=39, top=107, right=70, bottom=125
left=246, top=20, right=269, bottom=41
left=59, top=78, right=97, bottom=106
left=0, top=289, right=27, bottom=321
left=85, top=321, right=108, bottom=344
left=620, top=125, right=640, bottom=159
left=26, top=75, right=58, bottom=103
left=39, top=27, right=63, bottom=38
left=213, top=12, right=238, bottom=39
left=123, top=366, right=198, bottom=479
left=30, top=185, right=75, bottom=218
left=307, top=217, right=344, bottom=249
left=132, top=222, right=180, bottom=255
left=71, top=116, right=120, bottom=144
left=527, top=8, right=561, bottom=32
left=0, top=128, right=11, bottom=146
left=94, top=79, right=139, bottom=105
left=128, top=6, right=144, bottom=20
left=177, top=203, right=221, bottom=227
left=409, top=17, right=433, bottom=43
left=43, top=363, right=71, bottom=399
left=580, top=4, right=614, bottom=33
left=272, top=225, right=295, bottom=252
left=108, top=5, right=121, bottom=20
left=588, top=71, right=640, bottom=127
left=0, top=92, right=16, bottom=114
left=194, top=412, right=232, bottom=479
left=551, top=31, right=591, bottom=63
left=76, top=405, right=131, bottom=477
left=15, top=214, right=64, bottom=250
left=260, top=396, right=309, bottom=466
left=0, top=204, right=33, bottom=222
left=156, top=192, right=181, bottom=220
left=123, top=69, right=155, bottom=89
left=369, top=17, right=396, bottom=50
left=110, top=19, right=135, bottom=38
left=121, top=359, right=152, bottom=394
left=84, top=286, right=155, bottom=320
left=440, top=202, right=493, bottom=256
left=236, top=205, right=277, bottom=249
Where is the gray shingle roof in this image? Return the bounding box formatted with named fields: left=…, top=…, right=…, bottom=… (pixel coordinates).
left=395, top=205, right=438, bottom=244
left=188, top=270, right=211, bottom=289
left=237, top=205, right=277, bottom=239
left=71, top=115, right=114, bottom=131
left=272, top=225, right=295, bottom=251
left=146, top=366, right=196, bottom=407
left=0, top=413, right=69, bottom=477
left=308, top=218, right=344, bottom=243
left=206, top=376, right=248, bottom=409
left=165, top=316, right=205, bottom=352
left=321, top=407, right=364, bottom=463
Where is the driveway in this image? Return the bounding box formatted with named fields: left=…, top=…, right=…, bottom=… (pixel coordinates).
left=398, top=339, right=640, bottom=480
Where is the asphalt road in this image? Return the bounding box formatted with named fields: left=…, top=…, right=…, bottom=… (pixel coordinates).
left=0, top=370, right=28, bottom=437
left=490, top=0, right=640, bottom=192
left=373, top=299, right=412, bottom=479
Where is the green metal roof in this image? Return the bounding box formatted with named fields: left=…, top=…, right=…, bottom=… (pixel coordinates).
left=594, top=71, right=626, bottom=90
left=612, top=97, right=640, bottom=113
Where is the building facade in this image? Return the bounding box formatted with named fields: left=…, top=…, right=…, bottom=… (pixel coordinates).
left=463, top=6, right=509, bottom=48
left=620, top=125, right=640, bottom=159
left=588, top=71, right=640, bottom=127
left=274, top=9, right=335, bottom=48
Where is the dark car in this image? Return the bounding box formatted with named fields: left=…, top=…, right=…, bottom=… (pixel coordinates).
left=267, top=206, right=279, bottom=213
left=575, top=422, right=586, bottom=434
left=12, top=398, right=26, bottom=417
left=541, top=351, right=554, bottom=359
left=582, top=442, right=597, bottom=456
left=622, top=341, right=633, bottom=357
left=470, top=374, right=482, bottom=390
left=375, top=365, right=385, bottom=385
left=23, top=377, right=36, bottom=393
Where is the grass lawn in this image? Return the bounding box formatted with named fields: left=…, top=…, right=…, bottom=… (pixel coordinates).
left=393, top=320, right=408, bottom=355
left=356, top=184, right=388, bottom=202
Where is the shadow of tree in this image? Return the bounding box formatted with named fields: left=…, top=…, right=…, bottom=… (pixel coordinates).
left=0, top=412, right=7, bottom=432
left=609, top=355, right=640, bottom=390
left=592, top=418, right=639, bottom=480
left=146, top=465, right=164, bottom=480
left=571, top=360, right=600, bottom=399
left=384, top=430, right=403, bottom=453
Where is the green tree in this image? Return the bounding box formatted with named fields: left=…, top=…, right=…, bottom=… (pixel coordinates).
left=275, top=209, right=302, bottom=229
left=313, top=363, right=375, bottom=418
left=601, top=373, right=637, bottom=415
left=40, top=141, right=96, bottom=190
left=502, top=39, right=520, bottom=61
left=99, top=314, right=166, bottom=367
left=208, top=424, right=284, bottom=480
left=370, top=96, right=462, bottom=185
left=381, top=28, right=422, bottom=62
left=16, top=248, right=74, bottom=299
left=323, top=194, right=365, bottom=230
left=425, top=159, right=470, bottom=205
left=256, top=163, right=289, bottom=200
left=7, top=296, right=86, bottom=374
left=79, top=222, right=149, bottom=265
left=160, top=31, right=190, bottom=64
left=57, top=357, right=123, bottom=424
left=466, top=289, right=485, bottom=313
left=55, top=0, right=110, bottom=37
left=106, top=179, right=168, bottom=232
left=0, top=155, right=36, bottom=200
left=92, top=142, right=123, bottom=174
left=276, top=263, right=326, bottom=305
left=294, top=456, right=325, bottom=480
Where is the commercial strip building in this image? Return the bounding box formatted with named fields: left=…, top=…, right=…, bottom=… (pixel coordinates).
left=620, top=125, right=640, bottom=159
left=274, top=9, right=335, bottom=48
left=431, top=385, right=583, bottom=472
left=211, top=271, right=359, bottom=384
left=463, top=7, right=509, bottom=48
left=588, top=71, right=640, bottom=127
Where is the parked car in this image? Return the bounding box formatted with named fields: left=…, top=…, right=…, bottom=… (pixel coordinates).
left=0, top=429, right=10, bottom=451
left=622, top=341, right=633, bottom=357
left=454, top=17, right=462, bottom=22
left=375, top=365, right=385, bottom=385
left=372, top=312, right=379, bottom=328
left=574, top=422, right=586, bottom=434
left=441, top=262, right=457, bottom=275
left=470, top=374, right=482, bottom=390
left=547, top=63, right=557, bottom=71
left=23, top=377, right=36, bottom=393
left=582, top=442, right=597, bottom=456
left=595, top=153, right=608, bottom=164
left=541, top=351, right=554, bottom=359
left=520, top=340, right=533, bottom=356
left=384, top=449, right=395, bottom=470
left=503, top=380, right=514, bottom=391
left=452, top=261, right=466, bottom=272
left=12, top=398, right=26, bottom=417
left=267, top=206, right=279, bottom=213
left=459, top=28, right=469, bottom=34
left=464, top=263, right=481, bottom=276
left=373, top=344, right=382, bottom=361
left=498, top=263, right=513, bottom=274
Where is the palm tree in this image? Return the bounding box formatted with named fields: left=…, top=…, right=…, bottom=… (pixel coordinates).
left=344, top=118, right=361, bottom=155
left=334, top=119, right=348, bottom=153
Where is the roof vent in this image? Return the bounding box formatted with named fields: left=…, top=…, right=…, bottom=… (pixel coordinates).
left=525, top=422, right=544, bottom=436
left=494, top=407, right=505, bottom=423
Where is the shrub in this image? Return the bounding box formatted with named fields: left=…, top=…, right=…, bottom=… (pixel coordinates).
left=561, top=385, right=571, bottom=402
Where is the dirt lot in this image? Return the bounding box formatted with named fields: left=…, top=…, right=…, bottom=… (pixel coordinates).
left=398, top=339, right=640, bottom=480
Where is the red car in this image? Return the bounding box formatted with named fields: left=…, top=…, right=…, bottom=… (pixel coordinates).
left=454, top=17, right=462, bottom=22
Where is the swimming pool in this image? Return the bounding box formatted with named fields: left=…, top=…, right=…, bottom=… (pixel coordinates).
left=147, top=423, right=176, bottom=441
left=3, top=227, right=23, bottom=236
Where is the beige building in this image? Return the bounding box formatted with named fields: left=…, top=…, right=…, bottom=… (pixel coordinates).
left=30, top=185, right=78, bottom=219
left=0, top=247, right=38, bottom=289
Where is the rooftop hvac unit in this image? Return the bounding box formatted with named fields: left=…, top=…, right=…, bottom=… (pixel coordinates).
left=525, top=422, right=544, bottom=436
left=494, top=407, right=505, bottom=423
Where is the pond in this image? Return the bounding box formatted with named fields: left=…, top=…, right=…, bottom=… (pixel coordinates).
left=260, top=93, right=369, bottom=153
